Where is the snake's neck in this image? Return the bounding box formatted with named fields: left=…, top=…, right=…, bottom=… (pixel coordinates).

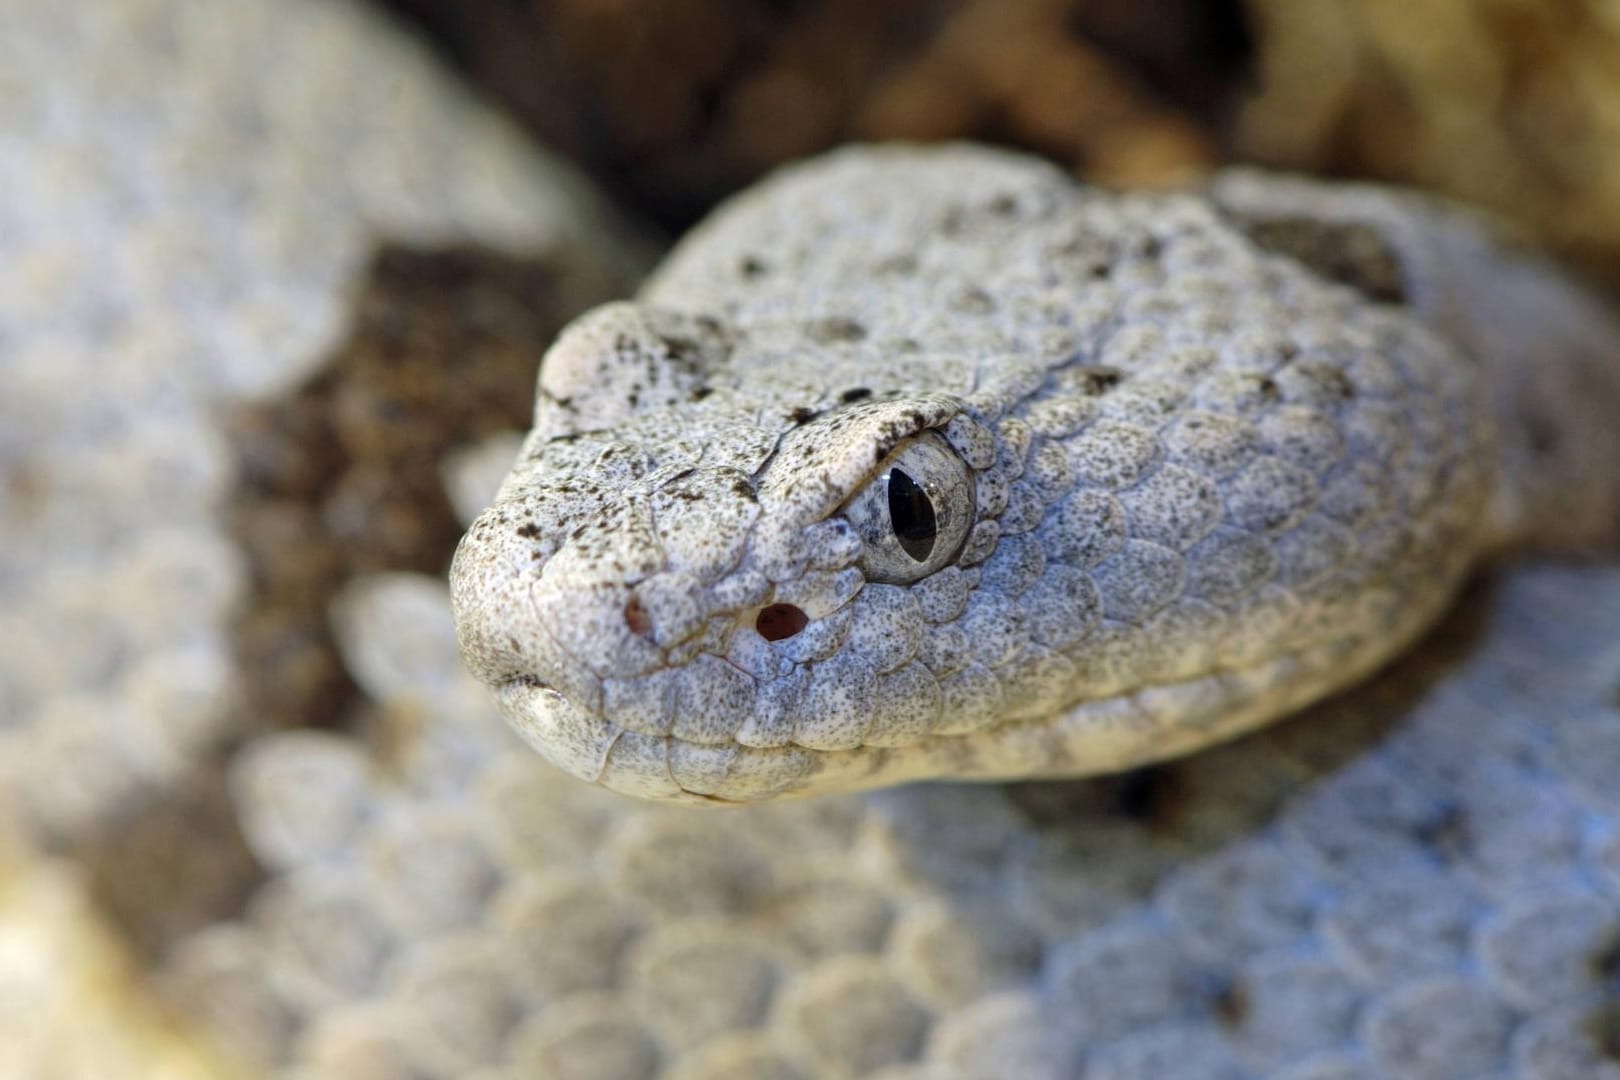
left=1214, top=171, right=1620, bottom=557
left=1432, top=232, right=1620, bottom=556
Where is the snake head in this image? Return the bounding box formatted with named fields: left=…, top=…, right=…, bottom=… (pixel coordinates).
left=450, top=299, right=1016, bottom=801
left=453, top=146, right=1496, bottom=804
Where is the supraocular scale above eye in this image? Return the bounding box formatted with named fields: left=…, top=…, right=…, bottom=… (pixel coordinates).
left=842, top=432, right=975, bottom=584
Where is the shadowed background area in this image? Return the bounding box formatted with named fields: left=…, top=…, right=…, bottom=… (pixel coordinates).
left=383, top=0, right=1620, bottom=288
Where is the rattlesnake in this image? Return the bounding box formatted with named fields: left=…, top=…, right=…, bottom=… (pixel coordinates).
left=12, top=3, right=1620, bottom=1074
left=450, top=144, right=1620, bottom=803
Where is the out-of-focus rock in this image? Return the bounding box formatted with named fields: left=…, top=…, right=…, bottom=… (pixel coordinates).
left=385, top=0, right=1620, bottom=287
left=1240, top=0, right=1620, bottom=289
left=0, top=836, right=250, bottom=1080
left=382, top=0, right=1252, bottom=227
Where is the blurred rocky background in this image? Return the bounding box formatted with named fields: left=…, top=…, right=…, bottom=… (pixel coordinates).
left=383, top=0, right=1620, bottom=288
left=381, top=0, right=1250, bottom=228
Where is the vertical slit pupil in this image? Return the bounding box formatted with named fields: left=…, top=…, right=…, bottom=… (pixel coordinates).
left=888, top=467, right=937, bottom=561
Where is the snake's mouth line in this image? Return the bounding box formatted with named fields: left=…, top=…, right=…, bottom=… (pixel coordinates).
left=506, top=673, right=560, bottom=696
left=490, top=559, right=1464, bottom=803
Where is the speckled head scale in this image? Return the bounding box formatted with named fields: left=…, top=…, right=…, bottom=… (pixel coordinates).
left=449, top=300, right=1012, bottom=801
left=450, top=142, right=1620, bottom=803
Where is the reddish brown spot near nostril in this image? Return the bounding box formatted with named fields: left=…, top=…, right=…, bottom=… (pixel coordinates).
left=756, top=603, right=808, bottom=642
left=624, top=596, right=652, bottom=637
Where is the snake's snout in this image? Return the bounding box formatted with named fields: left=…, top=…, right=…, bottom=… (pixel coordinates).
left=452, top=505, right=663, bottom=701
left=450, top=503, right=658, bottom=784
left=451, top=492, right=777, bottom=797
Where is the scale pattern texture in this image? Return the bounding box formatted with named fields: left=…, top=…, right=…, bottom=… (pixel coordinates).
left=0, top=0, right=637, bottom=845
left=180, top=561, right=1620, bottom=1080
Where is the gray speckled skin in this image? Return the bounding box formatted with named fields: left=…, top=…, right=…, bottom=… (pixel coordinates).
left=451, top=144, right=1620, bottom=803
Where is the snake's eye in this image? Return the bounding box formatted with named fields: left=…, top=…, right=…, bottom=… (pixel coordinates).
left=843, top=433, right=975, bottom=584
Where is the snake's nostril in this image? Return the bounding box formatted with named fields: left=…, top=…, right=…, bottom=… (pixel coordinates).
left=624, top=596, right=653, bottom=638
left=756, top=603, right=808, bottom=642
